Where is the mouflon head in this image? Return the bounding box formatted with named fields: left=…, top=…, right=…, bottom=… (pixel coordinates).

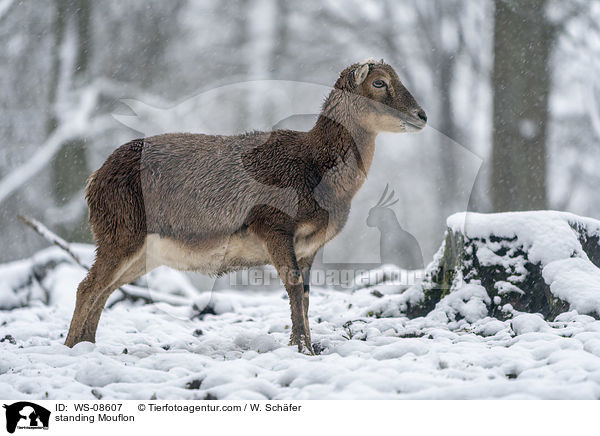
left=331, top=59, right=427, bottom=134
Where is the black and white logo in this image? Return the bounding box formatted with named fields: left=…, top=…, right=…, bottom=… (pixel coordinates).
left=3, top=402, right=50, bottom=434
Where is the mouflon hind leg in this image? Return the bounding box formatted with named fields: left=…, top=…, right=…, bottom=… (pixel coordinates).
left=65, top=259, right=114, bottom=347
left=65, top=249, right=145, bottom=347
left=298, top=253, right=316, bottom=349
left=272, top=235, right=312, bottom=354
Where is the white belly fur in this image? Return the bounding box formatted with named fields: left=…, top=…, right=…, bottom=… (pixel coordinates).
left=145, top=232, right=268, bottom=274
left=145, top=225, right=322, bottom=275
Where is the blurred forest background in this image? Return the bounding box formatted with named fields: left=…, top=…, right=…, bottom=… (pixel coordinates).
left=1, top=0, right=599, bottom=271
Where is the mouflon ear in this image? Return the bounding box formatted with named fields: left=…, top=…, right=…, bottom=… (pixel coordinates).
left=354, top=63, right=370, bottom=86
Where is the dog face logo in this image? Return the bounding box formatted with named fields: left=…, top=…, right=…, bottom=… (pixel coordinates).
left=3, top=402, right=50, bottom=433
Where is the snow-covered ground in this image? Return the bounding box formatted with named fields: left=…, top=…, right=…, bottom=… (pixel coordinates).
left=2, top=216, right=600, bottom=400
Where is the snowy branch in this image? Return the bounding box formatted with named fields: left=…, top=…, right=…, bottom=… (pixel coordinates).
left=0, top=86, right=107, bottom=204
left=0, top=79, right=170, bottom=206
left=18, top=215, right=86, bottom=269
left=0, top=0, right=14, bottom=23
left=18, top=214, right=190, bottom=307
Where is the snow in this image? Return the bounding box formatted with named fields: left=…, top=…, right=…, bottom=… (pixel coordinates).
left=447, top=211, right=600, bottom=265
left=448, top=211, right=600, bottom=317
left=495, top=281, right=525, bottom=296
left=510, top=314, right=550, bottom=335
left=2, top=241, right=600, bottom=400
left=543, top=258, right=600, bottom=315
left=434, top=283, right=491, bottom=323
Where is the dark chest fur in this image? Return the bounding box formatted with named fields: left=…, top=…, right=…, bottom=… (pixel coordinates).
left=240, top=129, right=368, bottom=239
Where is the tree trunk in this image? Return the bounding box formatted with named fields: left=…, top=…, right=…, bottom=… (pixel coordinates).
left=436, top=54, right=459, bottom=216
left=49, top=0, right=92, bottom=241
left=490, top=0, right=553, bottom=211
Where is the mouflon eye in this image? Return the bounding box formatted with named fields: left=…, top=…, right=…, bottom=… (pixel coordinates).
left=372, top=80, right=386, bottom=88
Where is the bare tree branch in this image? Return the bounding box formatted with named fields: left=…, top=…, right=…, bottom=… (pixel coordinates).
left=0, top=0, right=14, bottom=24
left=18, top=214, right=190, bottom=306
left=18, top=215, right=86, bottom=268
left=0, top=78, right=172, bottom=205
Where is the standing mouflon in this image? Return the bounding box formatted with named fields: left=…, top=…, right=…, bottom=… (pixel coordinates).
left=65, top=59, right=427, bottom=354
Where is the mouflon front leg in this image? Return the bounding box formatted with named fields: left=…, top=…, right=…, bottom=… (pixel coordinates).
left=267, top=232, right=313, bottom=354
left=249, top=215, right=313, bottom=354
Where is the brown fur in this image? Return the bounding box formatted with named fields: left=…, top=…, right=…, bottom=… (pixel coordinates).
left=65, top=60, right=426, bottom=353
